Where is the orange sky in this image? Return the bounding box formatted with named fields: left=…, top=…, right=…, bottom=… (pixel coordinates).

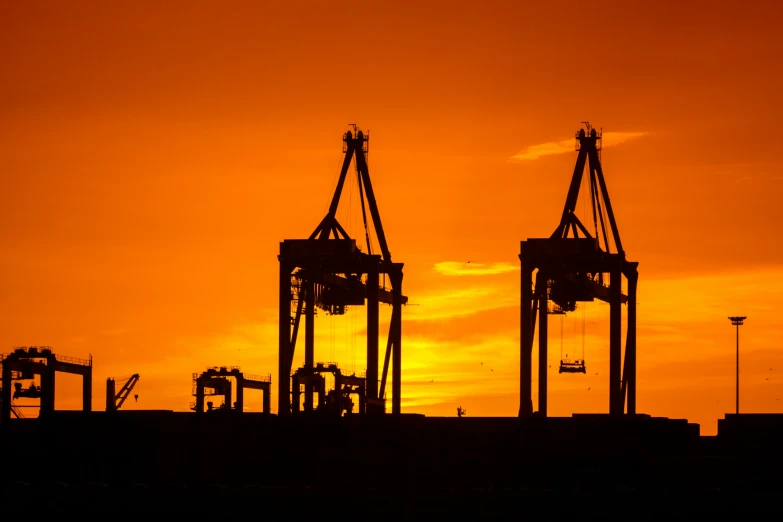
left=2, top=1, right=783, bottom=434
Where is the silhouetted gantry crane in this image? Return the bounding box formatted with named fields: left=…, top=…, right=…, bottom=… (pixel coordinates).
left=1, top=346, right=92, bottom=423
left=190, top=366, right=271, bottom=414
left=520, top=123, right=639, bottom=417
left=278, top=126, right=407, bottom=416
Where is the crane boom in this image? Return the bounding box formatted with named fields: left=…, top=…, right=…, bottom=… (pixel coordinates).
left=115, top=374, right=139, bottom=410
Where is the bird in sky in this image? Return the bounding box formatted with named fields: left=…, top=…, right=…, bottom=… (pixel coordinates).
left=430, top=379, right=434, bottom=382
left=595, top=372, right=598, bottom=375
left=490, top=369, right=494, bottom=372
left=587, top=387, right=591, bottom=391
left=463, top=261, right=471, bottom=266
left=481, top=362, right=483, bottom=365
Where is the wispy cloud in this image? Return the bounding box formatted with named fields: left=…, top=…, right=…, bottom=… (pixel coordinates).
left=433, top=261, right=518, bottom=276
left=510, top=131, right=648, bottom=161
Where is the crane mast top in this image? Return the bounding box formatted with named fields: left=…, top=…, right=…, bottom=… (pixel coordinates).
left=552, top=122, right=624, bottom=258
left=311, top=127, right=392, bottom=264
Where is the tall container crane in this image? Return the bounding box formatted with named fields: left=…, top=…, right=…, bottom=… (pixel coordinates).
left=278, top=125, right=407, bottom=416
left=519, top=123, right=639, bottom=418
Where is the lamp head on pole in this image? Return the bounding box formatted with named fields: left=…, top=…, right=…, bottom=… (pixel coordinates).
left=728, top=316, right=747, bottom=326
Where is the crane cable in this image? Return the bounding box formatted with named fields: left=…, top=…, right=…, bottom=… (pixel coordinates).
left=582, top=303, right=586, bottom=363
left=572, top=309, right=576, bottom=358
left=560, top=314, right=564, bottom=361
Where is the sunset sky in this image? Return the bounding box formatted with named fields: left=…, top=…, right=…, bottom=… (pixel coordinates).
left=2, top=1, right=782, bottom=434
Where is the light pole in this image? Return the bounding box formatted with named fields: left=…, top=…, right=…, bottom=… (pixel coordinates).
left=728, top=316, right=746, bottom=414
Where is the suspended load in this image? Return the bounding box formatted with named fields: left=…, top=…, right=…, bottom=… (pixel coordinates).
left=559, top=358, right=586, bottom=374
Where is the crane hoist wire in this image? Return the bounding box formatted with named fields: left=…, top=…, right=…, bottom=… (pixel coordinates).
left=582, top=303, right=586, bottom=359
left=559, top=309, right=586, bottom=370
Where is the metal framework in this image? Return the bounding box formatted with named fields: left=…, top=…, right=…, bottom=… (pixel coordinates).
left=291, top=362, right=367, bottom=415
left=1, top=346, right=92, bottom=423
left=278, top=126, right=406, bottom=416
left=520, top=124, right=638, bottom=417
left=192, top=366, right=272, bottom=414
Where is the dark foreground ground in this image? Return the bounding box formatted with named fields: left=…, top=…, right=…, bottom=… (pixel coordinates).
left=2, top=412, right=783, bottom=517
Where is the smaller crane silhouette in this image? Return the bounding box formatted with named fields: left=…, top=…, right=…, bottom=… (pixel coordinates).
left=457, top=406, right=466, bottom=417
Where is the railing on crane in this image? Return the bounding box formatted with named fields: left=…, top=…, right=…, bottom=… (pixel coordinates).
left=55, top=354, right=92, bottom=367
left=243, top=373, right=273, bottom=383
